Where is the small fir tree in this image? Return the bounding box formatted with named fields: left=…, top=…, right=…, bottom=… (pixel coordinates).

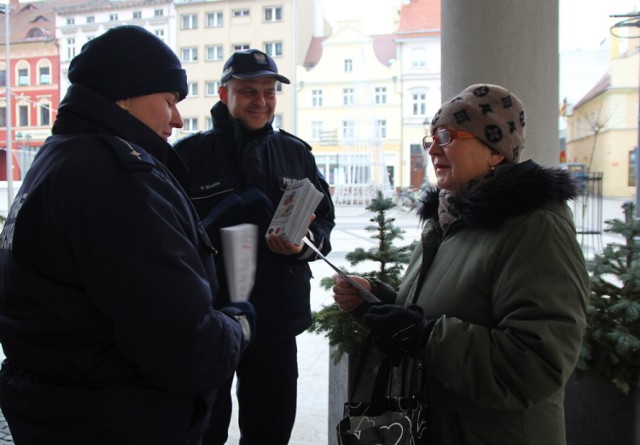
left=577, top=201, right=640, bottom=394
left=308, top=191, right=418, bottom=363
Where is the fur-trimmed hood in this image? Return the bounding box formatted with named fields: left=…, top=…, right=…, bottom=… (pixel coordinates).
left=417, top=160, right=581, bottom=229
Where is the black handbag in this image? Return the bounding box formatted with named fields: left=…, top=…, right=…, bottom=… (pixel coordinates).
left=336, top=336, right=429, bottom=445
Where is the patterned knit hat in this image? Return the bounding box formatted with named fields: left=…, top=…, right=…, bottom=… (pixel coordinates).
left=430, top=84, right=526, bottom=162
left=68, top=25, right=188, bottom=101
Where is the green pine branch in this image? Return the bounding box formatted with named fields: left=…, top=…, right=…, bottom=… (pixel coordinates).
left=308, top=191, right=418, bottom=363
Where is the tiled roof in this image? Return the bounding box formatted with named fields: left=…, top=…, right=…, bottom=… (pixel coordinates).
left=303, top=36, right=328, bottom=69
left=0, top=0, right=84, bottom=44
left=397, top=0, right=440, bottom=35
left=371, top=33, right=397, bottom=66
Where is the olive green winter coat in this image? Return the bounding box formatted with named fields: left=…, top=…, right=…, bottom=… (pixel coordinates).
left=382, top=161, right=589, bottom=445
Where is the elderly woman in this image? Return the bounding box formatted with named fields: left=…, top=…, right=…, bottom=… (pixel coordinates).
left=0, top=26, right=253, bottom=445
left=334, top=84, right=588, bottom=445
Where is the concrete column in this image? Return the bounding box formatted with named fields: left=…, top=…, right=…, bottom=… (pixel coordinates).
left=441, top=0, right=559, bottom=166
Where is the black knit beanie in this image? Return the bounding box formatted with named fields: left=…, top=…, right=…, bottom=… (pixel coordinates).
left=68, top=25, right=187, bottom=102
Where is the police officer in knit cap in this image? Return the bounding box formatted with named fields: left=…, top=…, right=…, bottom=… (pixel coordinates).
left=0, top=25, right=253, bottom=445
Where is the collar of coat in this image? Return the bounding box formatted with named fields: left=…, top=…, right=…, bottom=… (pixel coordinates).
left=417, top=160, right=581, bottom=229
left=52, top=84, right=172, bottom=164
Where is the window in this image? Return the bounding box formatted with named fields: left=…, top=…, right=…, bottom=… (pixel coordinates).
left=66, top=37, right=76, bottom=59
left=0, top=69, right=6, bottom=87
left=233, top=43, right=250, bottom=51
left=275, top=82, right=283, bottom=93
left=342, top=120, right=354, bottom=139
left=344, top=59, right=352, bottom=73
left=133, top=11, right=142, bottom=19
left=206, top=11, right=223, bottom=28
left=206, top=80, right=221, bottom=96
left=39, top=103, right=50, bottom=127
left=154, top=29, right=165, bottom=40
left=39, top=66, right=50, bottom=85
left=18, top=105, right=28, bottom=127
left=66, top=18, right=75, bottom=25
left=375, top=87, right=387, bottom=104
left=343, top=88, right=355, bottom=106
left=375, top=120, right=387, bottom=139
left=86, top=35, right=95, bottom=42
left=273, top=114, right=283, bottom=129
left=312, top=89, right=323, bottom=107
left=187, top=82, right=198, bottom=97
left=411, top=47, right=427, bottom=68
left=311, top=121, right=323, bottom=140
left=181, top=14, right=197, bottom=30
left=629, top=150, right=637, bottom=187
left=109, top=13, right=118, bottom=21
left=264, top=42, right=282, bottom=57
left=233, top=9, right=250, bottom=17
left=206, top=117, right=213, bottom=130
left=154, top=9, right=164, bottom=17
left=86, top=16, right=95, bottom=24
left=0, top=107, right=5, bottom=127
left=183, top=118, right=198, bottom=133
left=264, top=6, right=282, bottom=22
left=412, top=92, right=427, bottom=115
left=206, top=45, right=223, bottom=61
left=18, top=68, right=29, bottom=86
left=181, top=47, right=198, bottom=63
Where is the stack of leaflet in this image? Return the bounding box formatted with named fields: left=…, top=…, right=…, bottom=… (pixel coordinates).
left=220, top=223, right=258, bottom=302
left=265, top=178, right=324, bottom=245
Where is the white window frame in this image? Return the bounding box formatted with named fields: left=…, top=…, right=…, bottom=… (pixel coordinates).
left=206, top=11, right=223, bottom=28
left=205, top=45, right=224, bottom=61
left=183, top=117, right=199, bottom=133
left=264, top=6, right=283, bottom=22
left=344, top=59, right=352, bottom=73
left=264, top=41, right=283, bottom=57
left=233, top=9, right=250, bottom=17
left=181, top=47, right=198, bottom=63
left=343, top=88, right=355, bottom=106
left=206, top=80, right=221, bottom=96
left=412, top=92, right=427, bottom=116
left=181, top=13, right=198, bottom=30
left=312, top=89, right=323, bottom=107
left=375, top=119, right=387, bottom=139
left=187, top=82, right=198, bottom=97
left=311, top=121, right=323, bottom=140
left=375, top=87, right=387, bottom=105
left=233, top=43, right=250, bottom=51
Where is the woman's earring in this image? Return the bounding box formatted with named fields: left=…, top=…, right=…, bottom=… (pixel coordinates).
left=490, top=164, right=496, bottom=172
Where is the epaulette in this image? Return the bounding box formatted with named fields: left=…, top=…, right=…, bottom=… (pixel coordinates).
left=275, top=128, right=312, bottom=151
left=97, top=134, right=156, bottom=171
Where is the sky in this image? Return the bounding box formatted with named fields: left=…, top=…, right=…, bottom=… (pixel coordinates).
left=320, top=0, right=639, bottom=104
left=321, top=0, right=640, bottom=52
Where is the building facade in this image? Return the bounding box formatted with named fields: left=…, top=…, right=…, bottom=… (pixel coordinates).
left=564, top=32, right=639, bottom=197
left=174, top=0, right=315, bottom=139
left=0, top=0, right=65, bottom=181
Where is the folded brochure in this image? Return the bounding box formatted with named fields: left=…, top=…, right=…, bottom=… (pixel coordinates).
left=265, top=178, right=324, bottom=245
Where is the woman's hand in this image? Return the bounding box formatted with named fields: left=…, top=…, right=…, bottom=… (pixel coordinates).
left=332, top=274, right=371, bottom=312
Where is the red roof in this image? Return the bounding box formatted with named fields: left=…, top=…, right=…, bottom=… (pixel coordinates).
left=397, top=0, right=441, bottom=36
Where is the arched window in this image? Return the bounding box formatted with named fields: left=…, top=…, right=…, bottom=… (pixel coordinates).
left=15, top=61, right=30, bottom=86
left=36, top=59, right=51, bottom=85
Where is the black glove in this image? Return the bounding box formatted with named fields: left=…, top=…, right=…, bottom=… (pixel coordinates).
left=363, top=304, right=436, bottom=358
left=220, top=301, right=256, bottom=344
